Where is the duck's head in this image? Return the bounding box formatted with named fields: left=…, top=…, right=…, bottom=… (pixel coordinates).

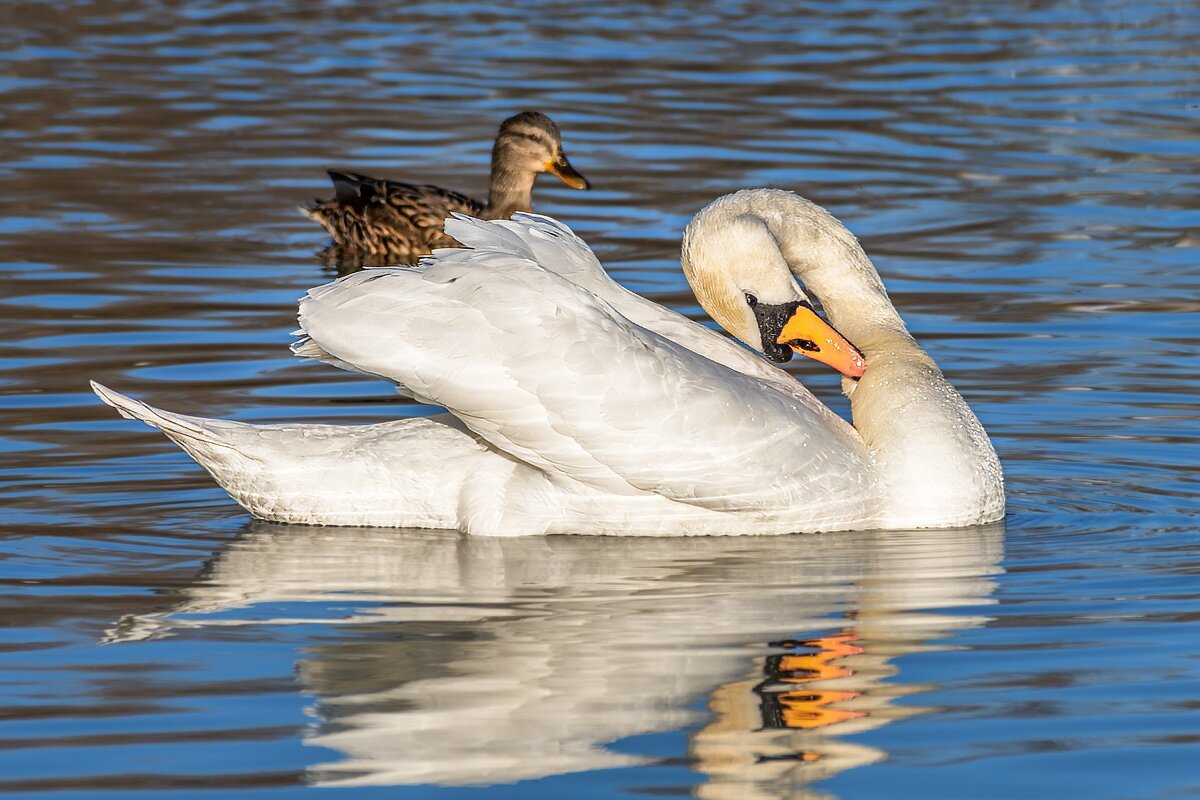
left=681, top=210, right=866, bottom=378
left=493, top=111, right=590, bottom=190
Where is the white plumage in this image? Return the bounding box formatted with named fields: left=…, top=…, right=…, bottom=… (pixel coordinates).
left=94, top=189, right=1004, bottom=535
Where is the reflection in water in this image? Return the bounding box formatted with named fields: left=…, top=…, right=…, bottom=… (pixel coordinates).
left=106, top=523, right=1002, bottom=796
left=316, top=244, right=398, bottom=277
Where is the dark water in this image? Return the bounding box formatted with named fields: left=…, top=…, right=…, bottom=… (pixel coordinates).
left=2, top=1, right=1198, bottom=797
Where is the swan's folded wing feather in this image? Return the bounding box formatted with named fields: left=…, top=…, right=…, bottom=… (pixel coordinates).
left=445, top=213, right=841, bottom=416
left=298, top=257, right=872, bottom=515
left=445, top=212, right=609, bottom=294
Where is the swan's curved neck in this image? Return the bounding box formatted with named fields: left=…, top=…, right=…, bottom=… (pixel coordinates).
left=682, top=189, right=1004, bottom=528
left=731, top=191, right=918, bottom=359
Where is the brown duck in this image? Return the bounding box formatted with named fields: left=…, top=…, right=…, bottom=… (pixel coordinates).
left=304, top=111, right=590, bottom=262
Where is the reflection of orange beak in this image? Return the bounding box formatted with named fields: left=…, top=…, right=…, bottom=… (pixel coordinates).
left=779, top=688, right=866, bottom=730
left=544, top=153, right=590, bottom=190
left=779, top=632, right=864, bottom=683
left=777, top=304, right=866, bottom=378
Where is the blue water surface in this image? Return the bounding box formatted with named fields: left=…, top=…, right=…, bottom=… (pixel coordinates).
left=0, top=1, right=1197, bottom=798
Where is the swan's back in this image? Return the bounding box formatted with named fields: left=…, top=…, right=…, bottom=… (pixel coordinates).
left=295, top=222, right=875, bottom=525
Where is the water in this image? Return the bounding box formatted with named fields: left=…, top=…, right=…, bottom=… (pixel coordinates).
left=1, top=1, right=1198, bottom=797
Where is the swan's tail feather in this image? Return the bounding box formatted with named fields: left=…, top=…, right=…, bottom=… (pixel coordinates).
left=91, top=382, right=480, bottom=528
left=91, top=381, right=275, bottom=514
left=91, top=381, right=224, bottom=447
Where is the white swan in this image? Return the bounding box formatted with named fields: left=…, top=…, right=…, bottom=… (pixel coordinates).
left=93, top=189, right=1003, bottom=535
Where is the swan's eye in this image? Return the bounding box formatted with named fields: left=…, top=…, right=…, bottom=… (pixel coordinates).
left=744, top=293, right=758, bottom=307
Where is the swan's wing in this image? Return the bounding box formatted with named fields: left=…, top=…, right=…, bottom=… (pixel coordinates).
left=446, top=212, right=613, bottom=295
left=296, top=254, right=871, bottom=515
left=446, top=213, right=832, bottom=411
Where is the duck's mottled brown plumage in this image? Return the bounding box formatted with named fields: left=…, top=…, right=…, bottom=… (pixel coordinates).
left=307, top=172, right=483, bottom=263
left=304, top=111, right=589, bottom=262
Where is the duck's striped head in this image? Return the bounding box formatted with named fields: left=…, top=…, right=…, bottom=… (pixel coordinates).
left=492, top=111, right=590, bottom=190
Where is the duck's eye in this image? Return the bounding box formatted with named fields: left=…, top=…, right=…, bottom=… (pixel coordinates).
left=744, top=292, right=758, bottom=307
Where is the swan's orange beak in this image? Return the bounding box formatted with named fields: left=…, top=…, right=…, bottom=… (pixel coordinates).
left=777, top=305, right=866, bottom=378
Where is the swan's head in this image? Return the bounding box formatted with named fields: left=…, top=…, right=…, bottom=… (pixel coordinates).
left=681, top=210, right=866, bottom=377
left=493, top=111, right=590, bottom=190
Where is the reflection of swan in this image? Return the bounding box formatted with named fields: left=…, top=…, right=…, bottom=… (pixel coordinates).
left=94, top=189, right=1003, bottom=535
left=304, top=111, right=590, bottom=260
left=105, top=522, right=1003, bottom=795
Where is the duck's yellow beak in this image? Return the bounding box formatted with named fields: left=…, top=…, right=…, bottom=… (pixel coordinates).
left=544, top=152, right=590, bottom=190
left=777, top=304, right=866, bottom=378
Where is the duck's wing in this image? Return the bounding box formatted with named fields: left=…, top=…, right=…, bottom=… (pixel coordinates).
left=295, top=239, right=871, bottom=516
left=306, top=171, right=483, bottom=259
